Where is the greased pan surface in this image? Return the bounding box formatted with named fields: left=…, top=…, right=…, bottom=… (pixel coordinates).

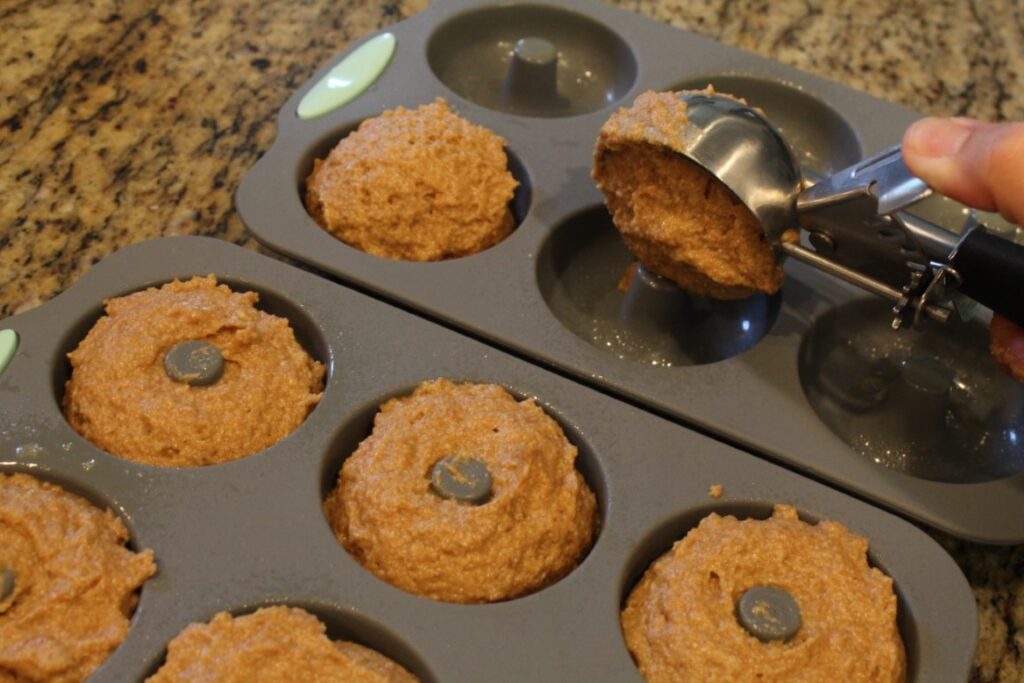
left=236, top=0, right=1024, bottom=543
left=0, top=237, right=974, bottom=681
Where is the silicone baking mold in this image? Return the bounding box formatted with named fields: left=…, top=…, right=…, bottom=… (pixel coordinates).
left=0, top=237, right=975, bottom=681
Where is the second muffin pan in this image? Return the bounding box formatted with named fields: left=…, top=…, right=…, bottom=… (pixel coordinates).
left=0, top=237, right=975, bottom=681
left=236, top=0, right=1024, bottom=543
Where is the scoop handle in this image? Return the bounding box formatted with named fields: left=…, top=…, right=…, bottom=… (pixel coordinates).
left=951, top=229, right=1024, bottom=328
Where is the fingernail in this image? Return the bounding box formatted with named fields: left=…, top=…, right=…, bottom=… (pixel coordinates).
left=905, top=117, right=976, bottom=158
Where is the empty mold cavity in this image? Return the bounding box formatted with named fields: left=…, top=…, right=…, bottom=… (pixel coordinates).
left=320, top=380, right=607, bottom=597
left=672, top=75, right=862, bottom=174
left=620, top=502, right=919, bottom=681
left=426, top=5, right=637, bottom=117
left=142, top=601, right=438, bottom=683
left=298, top=119, right=533, bottom=248
left=800, top=298, right=1024, bottom=483
left=537, top=206, right=780, bottom=367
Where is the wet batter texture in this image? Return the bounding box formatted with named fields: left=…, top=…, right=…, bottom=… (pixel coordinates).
left=146, top=606, right=417, bottom=682
left=63, top=275, right=325, bottom=467
left=325, top=379, right=597, bottom=604
left=305, top=98, right=518, bottom=261
left=622, top=504, right=905, bottom=683
left=593, top=90, right=784, bottom=299
left=990, top=314, right=1024, bottom=383
left=0, top=473, right=156, bottom=683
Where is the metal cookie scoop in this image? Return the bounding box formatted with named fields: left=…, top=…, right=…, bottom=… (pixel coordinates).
left=677, top=92, right=1024, bottom=330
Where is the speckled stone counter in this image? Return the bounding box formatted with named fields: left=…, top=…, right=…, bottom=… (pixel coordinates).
left=1, top=1, right=1021, bottom=680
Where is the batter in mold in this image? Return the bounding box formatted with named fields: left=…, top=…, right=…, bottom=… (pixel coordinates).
left=305, top=98, right=518, bottom=261
left=146, top=606, right=418, bottom=682
left=991, top=314, right=1024, bottom=383
left=593, top=89, right=787, bottom=300
left=324, top=379, right=597, bottom=604
left=622, top=504, right=905, bottom=683
left=63, top=275, right=325, bottom=467
left=0, top=473, right=156, bottom=683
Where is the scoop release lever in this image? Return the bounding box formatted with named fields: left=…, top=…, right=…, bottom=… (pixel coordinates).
left=792, top=145, right=1024, bottom=329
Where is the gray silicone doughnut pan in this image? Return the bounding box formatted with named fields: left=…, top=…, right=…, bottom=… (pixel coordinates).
left=0, top=237, right=974, bottom=681
left=237, top=0, right=1024, bottom=544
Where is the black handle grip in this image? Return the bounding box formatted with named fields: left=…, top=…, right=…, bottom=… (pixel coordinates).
left=951, top=229, right=1024, bottom=328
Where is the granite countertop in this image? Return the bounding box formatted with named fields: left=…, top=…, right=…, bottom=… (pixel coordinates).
left=1, top=0, right=1021, bottom=680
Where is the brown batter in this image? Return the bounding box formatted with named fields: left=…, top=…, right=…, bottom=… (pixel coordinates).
left=63, top=276, right=325, bottom=467
left=146, top=606, right=417, bottom=682
left=593, top=90, right=784, bottom=299
left=622, top=504, right=905, bottom=683
left=324, top=379, right=597, bottom=604
left=0, top=473, right=156, bottom=683
left=305, top=98, right=518, bottom=261
left=990, top=314, right=1024, bottom=383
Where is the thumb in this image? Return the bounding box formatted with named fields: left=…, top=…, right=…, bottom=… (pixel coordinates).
left=902, top=117, right=1024, bottom=226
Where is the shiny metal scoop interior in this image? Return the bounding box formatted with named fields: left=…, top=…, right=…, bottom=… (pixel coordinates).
left=676, top=92, right=1024, bottom=330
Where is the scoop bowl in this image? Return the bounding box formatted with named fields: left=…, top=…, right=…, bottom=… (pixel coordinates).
left=675, top=92, right=802, bottom=244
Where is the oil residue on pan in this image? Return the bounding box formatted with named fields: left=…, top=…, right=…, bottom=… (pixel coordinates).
left=801, top=298, right=1024, bottom=484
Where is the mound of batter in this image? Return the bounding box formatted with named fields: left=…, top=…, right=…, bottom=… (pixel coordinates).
left=0, top=473, right=156, bottom=683
left=146, top=606, right=417, bottom=682
left=324, top=379, right=597, bottom=604
left=593, top=90, right=784, bottom=299
left=63, top=275, right=325, bottom=467
left=990, top=314, right=1024, bottom=383
left=305, top=98, right=518, bottom=261
left=622, top=504, right=905, bottom=683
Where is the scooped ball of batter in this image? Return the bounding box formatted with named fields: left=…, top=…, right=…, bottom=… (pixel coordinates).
left=593, top=90, right=784, bottom=299
left=324, top=379, right=597, bottom=604
left=63, top=276, right=325, bottom=467
left=622, top=504, right=905, bottom=683
left=305, top=98, right=519, bottom=261
left=146, top=606, right=417, bottom=682
left=0, top=473, right=156, bottom=683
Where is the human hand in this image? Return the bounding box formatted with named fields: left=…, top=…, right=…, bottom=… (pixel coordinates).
left=902, top=117, right=1024, bottom=382
left=902, top=117, right=1024, bottom=226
